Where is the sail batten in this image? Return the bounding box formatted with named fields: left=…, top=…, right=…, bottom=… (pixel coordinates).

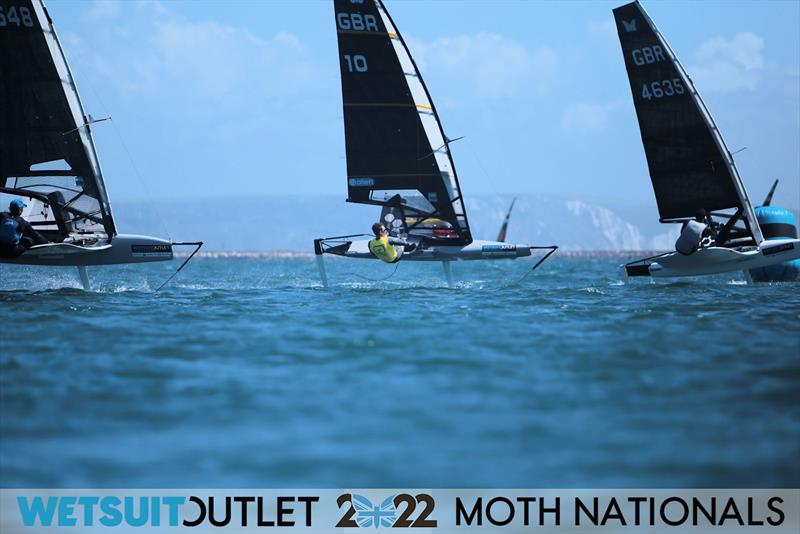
left=334, top=0, right=471, bottom=244
left=613, top=1, right=762, bottom=243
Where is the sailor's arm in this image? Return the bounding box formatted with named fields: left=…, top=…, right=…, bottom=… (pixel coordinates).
left=16, top=217, right=49, bottom=244
left=387, top=236, right=409, bottom=246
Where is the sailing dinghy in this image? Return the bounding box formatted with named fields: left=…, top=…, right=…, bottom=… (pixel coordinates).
left=0, top=0, right=201, bottom=289
left=314, top=0, right=557, bottom=287
left=496, top=198, right=516, bottom=243
left=614, top=1, right=800, bottom=280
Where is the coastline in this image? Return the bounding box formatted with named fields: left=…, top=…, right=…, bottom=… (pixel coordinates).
left=173, top=249, right=668, bottom=260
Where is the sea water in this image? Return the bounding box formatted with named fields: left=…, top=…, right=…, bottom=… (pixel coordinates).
left=1, top=257, right=798, bottom=488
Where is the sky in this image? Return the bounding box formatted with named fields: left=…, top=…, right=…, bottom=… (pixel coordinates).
left=48, top=0, right=800, bottom=212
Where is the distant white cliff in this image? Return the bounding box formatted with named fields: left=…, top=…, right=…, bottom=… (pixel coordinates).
left=112, top=194, right=762, bottom=252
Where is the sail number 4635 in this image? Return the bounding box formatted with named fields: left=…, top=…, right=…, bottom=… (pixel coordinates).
left=0, top=5, right=34, bottom=27
left=641, top=78, right=685, bottom=100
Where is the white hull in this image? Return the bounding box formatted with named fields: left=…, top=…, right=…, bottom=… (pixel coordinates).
left=320, top=238, right=537, bottom=262
left=0, top=234, right=173, bottom=267
left=313, top=235, right=557, bottom=287
left=627, top=238, right=800, bottom=278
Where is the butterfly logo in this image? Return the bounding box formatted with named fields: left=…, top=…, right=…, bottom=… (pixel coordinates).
left=352, top=494, right=396, bottom=529
left=622, top=19, right=637, bottom=32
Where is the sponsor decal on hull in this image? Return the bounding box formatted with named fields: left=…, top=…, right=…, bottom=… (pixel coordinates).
left=762, top=242, right=795, bottom=256
left=131, top=244, right=172, bottom=258
left=482, top=244, right=517, bottom=257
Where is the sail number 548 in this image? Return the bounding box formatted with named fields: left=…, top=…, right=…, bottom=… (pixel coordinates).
left=642, top=78, right=685, bottom=100
left=0, top=5, right=35, bottom=27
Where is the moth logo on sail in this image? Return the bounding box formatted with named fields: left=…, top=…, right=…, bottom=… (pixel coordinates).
left=348, top=177, right=375, bottom=187
left=482, top=244, right=517, bottom=257
left=622, top=19, right=637, bottom=32
left=131, top=245, right=173, bottom=258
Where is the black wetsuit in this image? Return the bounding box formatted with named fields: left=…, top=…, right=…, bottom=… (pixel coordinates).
left=13, top=215, right=49, bottom=245
left=0, top=212, right=48, bottom=259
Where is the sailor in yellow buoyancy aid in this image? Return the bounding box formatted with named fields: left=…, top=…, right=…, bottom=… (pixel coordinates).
left=368, top=222, right=409, bottom=263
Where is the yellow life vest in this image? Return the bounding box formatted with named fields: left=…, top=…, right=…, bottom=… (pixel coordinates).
left=368, top=236, right=399, bottom=263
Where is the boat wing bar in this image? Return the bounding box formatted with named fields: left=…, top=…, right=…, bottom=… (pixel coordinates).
left=345, top=197, right=441, bottom=222
left=625, top=251, right=671, bottom=277
left=345, top=197, right=470, bottom=245
left=0, top=186, right=103, bottom=225
left=314, top=234, right=372, bottom=256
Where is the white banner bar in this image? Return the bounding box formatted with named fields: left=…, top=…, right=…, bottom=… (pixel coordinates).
left=1, top=489, right=798, bottom=533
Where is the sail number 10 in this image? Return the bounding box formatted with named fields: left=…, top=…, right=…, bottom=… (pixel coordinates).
left=343, top=54, right=368, bottom=73
left=0, top=5, right=34, bottom=27
left=641, top=78, right=685, bottom=101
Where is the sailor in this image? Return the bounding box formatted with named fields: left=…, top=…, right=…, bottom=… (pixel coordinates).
left=368, top=222, right=409, bottom=263
left=676, top=209, right=713, bottom=255
left=0, top=199, right=48, bottom=258
left=0, top=203, right=26, bottom=259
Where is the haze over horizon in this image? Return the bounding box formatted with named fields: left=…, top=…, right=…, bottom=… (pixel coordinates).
left=49, top=0, right=799, bottom=213
left=116, top=192, right=794, bottom=252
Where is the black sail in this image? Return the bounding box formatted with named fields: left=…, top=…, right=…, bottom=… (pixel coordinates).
left=0, top=0, right=115, bottom=237
left=613, top=1, right=758, bottom=231
left=333, top=0, right=471, bottom=244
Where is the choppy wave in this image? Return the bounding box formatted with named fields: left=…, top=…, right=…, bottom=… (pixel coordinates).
left=1, top=258, right=798, bottom=487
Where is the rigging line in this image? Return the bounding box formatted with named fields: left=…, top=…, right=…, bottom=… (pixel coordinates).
left=107, top=117, right=172, bottom=241
left=83, top=82, right=172, bottom=241
left=463, top=136, right=509, bottom=214
left=464, top=136, right=515, bottom=237
left=463, top=137, right=493, bottom=184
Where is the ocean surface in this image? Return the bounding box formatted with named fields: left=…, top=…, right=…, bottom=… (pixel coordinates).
left=1, top=256, right=798, bottom=488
